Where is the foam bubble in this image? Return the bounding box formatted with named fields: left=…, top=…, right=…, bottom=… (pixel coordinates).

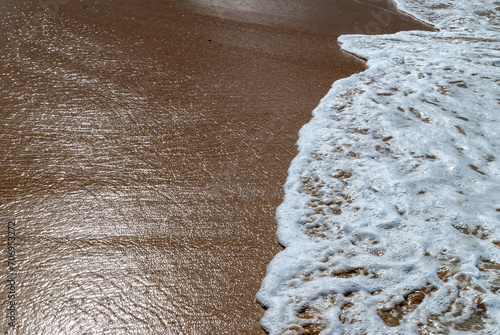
left=258, top=1, right=500, bottom=333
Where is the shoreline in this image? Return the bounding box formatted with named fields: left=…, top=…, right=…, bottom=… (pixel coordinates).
left=259, top=0, right=500, bottom=333
left=1, top=1, right=432, bottom=333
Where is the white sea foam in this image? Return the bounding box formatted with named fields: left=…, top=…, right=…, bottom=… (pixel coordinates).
left=258, top=1, right=500, bottom=334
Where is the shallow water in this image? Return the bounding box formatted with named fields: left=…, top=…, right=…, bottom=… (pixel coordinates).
left=0, top=0, right=430, bottom=333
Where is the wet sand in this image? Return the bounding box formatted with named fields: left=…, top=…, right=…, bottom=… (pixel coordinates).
left=0, top=1, right=431, bottom=333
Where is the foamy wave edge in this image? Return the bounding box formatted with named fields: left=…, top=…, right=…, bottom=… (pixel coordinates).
left=257, top=1, right=500, bottom=334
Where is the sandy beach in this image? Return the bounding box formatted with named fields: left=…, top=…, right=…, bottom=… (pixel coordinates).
left=0, top=0, right=431, bottom=333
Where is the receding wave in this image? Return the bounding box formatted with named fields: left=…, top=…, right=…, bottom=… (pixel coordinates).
left=258, top=0, right=500, bottom=334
